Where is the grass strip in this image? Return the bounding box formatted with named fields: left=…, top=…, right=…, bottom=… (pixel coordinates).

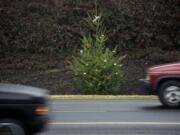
left=49, top=95, right=157, bottom=100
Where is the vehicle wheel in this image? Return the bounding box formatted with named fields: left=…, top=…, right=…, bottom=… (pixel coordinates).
left=158, top=80, right=180, bottom=107
left=0, top=119, right=26, bottom=135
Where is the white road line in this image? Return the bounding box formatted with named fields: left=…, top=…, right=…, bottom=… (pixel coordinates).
left=50, top=122, right=180, bottom=125
left=52, top=111, right=106, bottom=113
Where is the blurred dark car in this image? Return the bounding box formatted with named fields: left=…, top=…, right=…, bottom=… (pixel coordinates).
left=0, top=83, right=49, bottom=135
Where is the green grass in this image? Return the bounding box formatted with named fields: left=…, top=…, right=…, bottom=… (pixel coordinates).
left=49, top=95, right=157, bottom=100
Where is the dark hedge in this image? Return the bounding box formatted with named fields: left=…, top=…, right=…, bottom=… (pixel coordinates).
left=0, top=0, right=179, bottom=57
left=0, top=0, right=180, bottom=94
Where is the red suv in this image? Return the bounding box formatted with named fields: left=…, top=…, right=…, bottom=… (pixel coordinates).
left=140, top=63, right=180, bottom=107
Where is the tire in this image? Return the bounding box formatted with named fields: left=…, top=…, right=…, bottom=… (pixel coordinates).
left=158, top=80, right=180, bottom=107
left=0, top=119, right=26, bottom=135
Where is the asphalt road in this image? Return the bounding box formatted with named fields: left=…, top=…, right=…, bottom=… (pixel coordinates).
left=40, top=100, right=180, bottom=135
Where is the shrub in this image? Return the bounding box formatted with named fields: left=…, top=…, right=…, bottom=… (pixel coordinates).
left=69, top=11, right=124, bottom=95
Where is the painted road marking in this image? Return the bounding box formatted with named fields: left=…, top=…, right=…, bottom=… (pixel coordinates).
left=52, top=111, right=106, bottom=113
left=51, top=110, right=178, bottom=113
left=49, top=122, right=180, bottom=125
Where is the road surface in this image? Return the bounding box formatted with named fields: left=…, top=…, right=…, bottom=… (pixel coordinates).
left=40, top=99, right=180, bottom=135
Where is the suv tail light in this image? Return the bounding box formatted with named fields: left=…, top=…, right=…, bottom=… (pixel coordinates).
left=35, top=106, right=48, bottom=115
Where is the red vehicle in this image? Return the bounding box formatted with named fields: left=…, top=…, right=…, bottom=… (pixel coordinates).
left=140, top=62, right=180, bottom=107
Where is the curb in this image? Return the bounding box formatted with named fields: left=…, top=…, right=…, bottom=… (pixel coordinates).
left=49, top=95, right=157, bottom=100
